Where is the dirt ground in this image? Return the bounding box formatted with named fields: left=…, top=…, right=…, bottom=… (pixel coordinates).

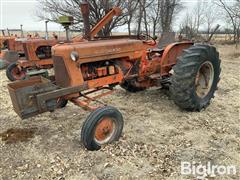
left=0, top=45, right=239, bottom=180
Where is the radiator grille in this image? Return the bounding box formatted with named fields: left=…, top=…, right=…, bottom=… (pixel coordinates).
left=53, top=56, right=70, bottom=87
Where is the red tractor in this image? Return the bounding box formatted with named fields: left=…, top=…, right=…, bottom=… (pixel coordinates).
left=7, top=3, right=221, bottom=151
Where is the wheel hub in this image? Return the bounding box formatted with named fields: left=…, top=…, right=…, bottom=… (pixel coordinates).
left=195, top=61, right=214, bottom=98
left=94, top=117, right=115, bottom=145
left=11, top=66, right=26, bottom=80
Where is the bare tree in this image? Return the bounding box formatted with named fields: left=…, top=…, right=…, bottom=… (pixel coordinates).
left=136, top=0, right=144, bottom=35
left=37, top=0, right=128, bottom=36
left=136, top=0, right=153, bottom=35
left=204, top=5, right=218, bottom=38
left=37, top=0, right=183, bottom=37
left=194, top=0, right=205, bottom=34
left=126, top=0, right=139, bottom=36
left=216, top=0, right=240, bottom=43
left=148, top=0, right=162, bottom=37
left=136, top=0, right=182, bottom=36
left=179, top=1, right=219, bottom=40
left=179, top=11, right=197, bottom=39
left=160, top=0, right=182, bottom=32
left=179, top=0, right=206, bottom=38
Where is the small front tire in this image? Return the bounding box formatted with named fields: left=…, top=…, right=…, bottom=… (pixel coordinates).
left=56, top=98, right=68, bottom=108
left=6, top=62, right=27, bottom=81
left=81, top=106, right=124, bottom=151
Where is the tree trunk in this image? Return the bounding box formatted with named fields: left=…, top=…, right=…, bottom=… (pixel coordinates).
left=137, top=3, right=143, bottom=35
left=128, top=16, right=132, bottom=36
left=143, top=6, right=148, bottom=34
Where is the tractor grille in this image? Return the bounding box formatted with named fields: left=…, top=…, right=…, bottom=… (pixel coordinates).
left=53, top=56, right=70, bottom=87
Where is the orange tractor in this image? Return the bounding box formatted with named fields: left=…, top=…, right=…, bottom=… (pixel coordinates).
left=4, top=6, right=122, bottom=82
left=0, top=28, right=25, bottom=63
left=5, top=39, right=58, bottom=81
left=0, top=37, right=25, bottom=69
left=7, top=3, right=221, bottom=151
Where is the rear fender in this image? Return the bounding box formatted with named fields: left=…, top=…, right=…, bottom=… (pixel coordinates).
left=160, top=42, right=193, bottom=76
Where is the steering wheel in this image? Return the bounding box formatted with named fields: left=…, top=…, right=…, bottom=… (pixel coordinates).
left=137, top=33, right=157, bottom=46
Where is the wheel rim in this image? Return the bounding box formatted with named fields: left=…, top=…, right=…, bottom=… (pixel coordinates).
left=195, top=61, right=214, bottom=98
left=11, top=66, right=26, bottom=80
left=94, top=117, right=116, bottom=145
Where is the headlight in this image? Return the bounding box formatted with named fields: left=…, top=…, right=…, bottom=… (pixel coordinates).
left=70, top=51, right=79, bottom=61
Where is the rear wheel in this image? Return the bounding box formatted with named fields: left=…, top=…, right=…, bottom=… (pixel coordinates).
left=170, top=44, right=221, bottom=111
left=6, top=62, right=27, bottom=81
left=81, top=106, right=124, bottom=151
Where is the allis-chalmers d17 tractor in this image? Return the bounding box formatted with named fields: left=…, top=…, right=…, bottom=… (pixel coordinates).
left=7, top=3, right=221, bottom=151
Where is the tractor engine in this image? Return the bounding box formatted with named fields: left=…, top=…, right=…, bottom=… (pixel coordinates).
left=35, top=46, right=52, bottom=59
left=81, top=61, right=118, bottom=81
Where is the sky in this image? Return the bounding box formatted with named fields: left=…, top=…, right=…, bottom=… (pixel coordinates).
left=0, top=0, right=231, bottom=32
left=0, top=0, right=62, bottom=31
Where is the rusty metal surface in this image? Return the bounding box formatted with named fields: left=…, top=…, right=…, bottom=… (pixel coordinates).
left=80, top=1, right=91, bottom=40
left=7, top=76, right=57, bottom=119
left=70, top=87, right=114, bottom=111
left=53, top=56, right=71, bottom=87
left=160, top=42, right=193, bottom=76
left=2, top=50, right=19, bottom=63
left=22, top=39, right=57, bottom=61
left=53, top=39, right=151, bottom=64
left=7, top=76, right=88, bottom=119
left=90, top=7, right=122, bottom=39
left=0, top=37, right=15, bottom=49
left=36, top=84, right=87, bottom=112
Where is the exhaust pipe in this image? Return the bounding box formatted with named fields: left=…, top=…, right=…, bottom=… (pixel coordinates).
left=7, top=28, right=10, bottom=36
left=80, top=1, right=91, bottom=40
left=1, top=30, right=5, bottom=36
left=20, top=24, right=24, bottom=38
left=45, top=20, right=49, bottom=40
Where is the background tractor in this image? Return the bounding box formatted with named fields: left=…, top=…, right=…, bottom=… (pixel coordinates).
left=7, top=3, right=221, bottom=151
left=4, top=5, right=122, bottom=82
left=0, top=28, right=25, bottom=69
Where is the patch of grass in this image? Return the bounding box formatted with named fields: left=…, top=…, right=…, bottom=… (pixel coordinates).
left=0, top=128, right=37, bottom=144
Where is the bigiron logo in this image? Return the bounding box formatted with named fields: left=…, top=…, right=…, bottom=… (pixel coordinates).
left=181, top=161, right=237, bottom=179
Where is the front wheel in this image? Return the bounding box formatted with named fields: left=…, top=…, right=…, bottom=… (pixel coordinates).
left=6, top=62, right=27, bottom=81
left=56, top=98, right=68, bottom=108
left=81, top=106, right=124, bottom=151
left=170, top=44, right=221, bottom=111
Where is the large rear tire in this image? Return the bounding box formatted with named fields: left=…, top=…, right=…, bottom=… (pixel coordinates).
left=81, top=106, right=124, bottom=151
left=6, top=62, right=27, bottom=81
left=170, top=44, right=221, bottom=111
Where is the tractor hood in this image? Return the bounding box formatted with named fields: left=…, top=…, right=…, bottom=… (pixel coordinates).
left=52, top=39, right=151, bottom=63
